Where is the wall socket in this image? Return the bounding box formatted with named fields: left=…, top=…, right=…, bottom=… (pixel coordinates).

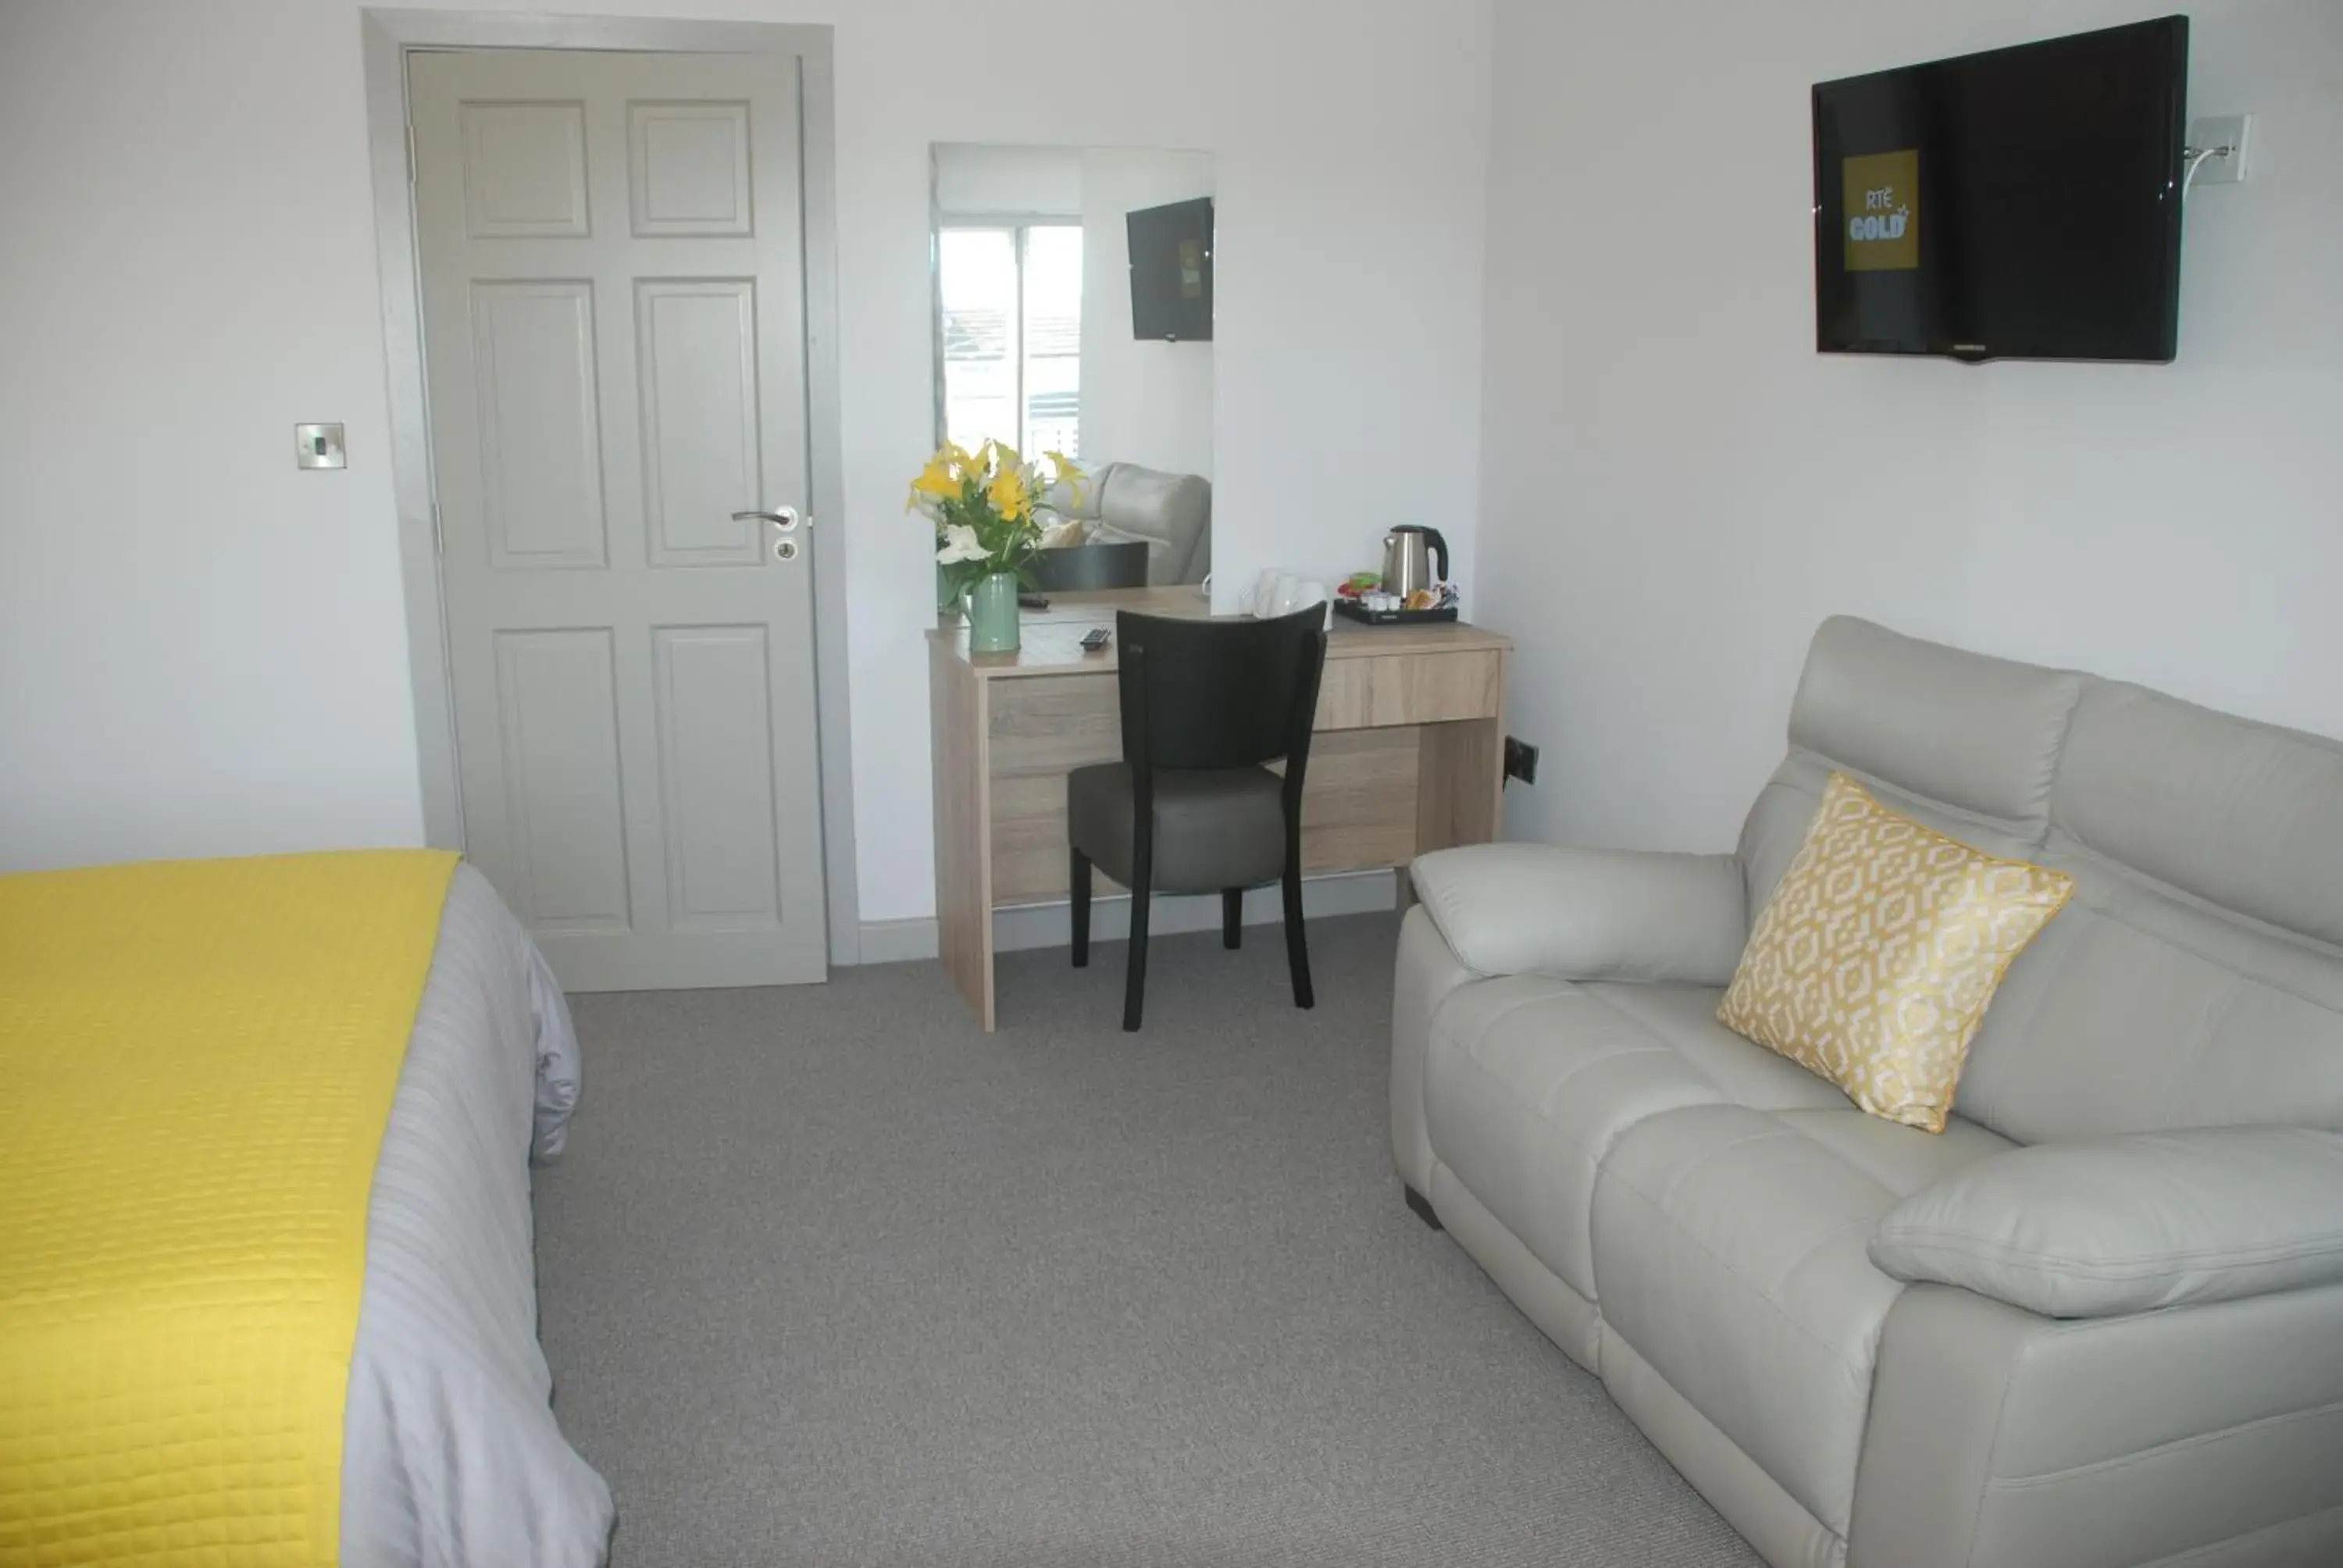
left=2186, top=114, right=2252, bottom=185
left=1503, top=736, right=1539, bottom=785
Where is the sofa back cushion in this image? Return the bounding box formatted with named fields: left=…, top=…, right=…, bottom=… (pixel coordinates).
left=1952, top=681, right=2343, bottom=1142
left=1739, top=618, right=2086, bottom=913
left=1091, top=463, right=1212, bottom=586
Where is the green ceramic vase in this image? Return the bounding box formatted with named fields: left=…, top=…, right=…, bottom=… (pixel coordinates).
left=965, top=570, right=1021, bottom=654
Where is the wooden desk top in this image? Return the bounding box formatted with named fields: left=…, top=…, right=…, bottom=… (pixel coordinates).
left=929, top=586, right=1511, bottom=680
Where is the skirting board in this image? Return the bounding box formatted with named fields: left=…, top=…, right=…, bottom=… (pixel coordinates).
left=854, top=870, right=1401, bottom=965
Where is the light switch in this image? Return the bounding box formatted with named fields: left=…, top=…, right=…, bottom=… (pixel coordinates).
left=295, top=422, right=346, bottom=470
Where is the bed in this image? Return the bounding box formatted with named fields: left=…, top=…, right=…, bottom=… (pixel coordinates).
left=341, top=861, right=613, bottom=1565
left=0, top=854, right=612, bottom=1568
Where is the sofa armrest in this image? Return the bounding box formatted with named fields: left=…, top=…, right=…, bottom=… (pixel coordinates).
left=1870, top=1127, right=2343, bottom=1318
left=1407, top=843, right=1747, bottom=985
left=1850, top=1279, right=2343, bottom=1567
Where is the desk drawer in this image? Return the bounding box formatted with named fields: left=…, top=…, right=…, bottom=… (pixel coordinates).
left=1315, top=650, right=1500, bottom=730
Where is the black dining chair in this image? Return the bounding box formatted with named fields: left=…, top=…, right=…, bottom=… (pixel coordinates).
left=1065, top=606, right=1329, bottom=1031
left=1026, top=540, right=1152, bottom=593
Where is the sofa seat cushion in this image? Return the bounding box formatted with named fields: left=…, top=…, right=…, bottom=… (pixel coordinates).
left=1771, top=1108, right=2014, bottom=1197
left=1590, top=1103, right=2005, bottom=1538
left=1425, top=975, right=1729, bottom=1301
left=1580, top=983, right=1856, bottom=1114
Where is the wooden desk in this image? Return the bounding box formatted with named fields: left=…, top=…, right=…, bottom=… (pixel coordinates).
left=928, top=587, right=1511, bottom=1029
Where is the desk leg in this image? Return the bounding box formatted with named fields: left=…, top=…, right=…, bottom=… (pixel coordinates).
left=929, top=640, right=997, bottom=1030
left=1416, top=715, right=1506, bottom=854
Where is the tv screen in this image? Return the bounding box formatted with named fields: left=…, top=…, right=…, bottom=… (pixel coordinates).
left=1127, top=197, right=1214, bottom=342
left=1813, top=17, right=2188, bottom=362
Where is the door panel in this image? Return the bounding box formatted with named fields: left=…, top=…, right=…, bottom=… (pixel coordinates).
left=628, top=103, right=754, bottom=237
left=635, top=279, right=763, bottom=565
left=470, top=280, right=608, bottom=568
left=490, top=629, right=630, bottom=930
left=459, top=102, right=590, bottom=237
left=652, top=625, right=783, bottom=928
left=413, top=48, right=826, bottom=990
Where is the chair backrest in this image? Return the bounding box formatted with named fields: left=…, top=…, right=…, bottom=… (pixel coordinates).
left=1028, top=540, right=1151, bottom=593
left=1115, top=608, right=1326, bottom=775
left=1737, top=616, right=2343, bottom=1146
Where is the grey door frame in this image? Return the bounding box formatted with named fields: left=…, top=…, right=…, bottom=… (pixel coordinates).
left=362, top=9, right=861, bottom=963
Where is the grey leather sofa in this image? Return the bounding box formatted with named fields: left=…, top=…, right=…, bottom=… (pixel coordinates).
left=1042, top=461, right=1211, bottom=586
left=1393, top=617, right=2343, bottom=1568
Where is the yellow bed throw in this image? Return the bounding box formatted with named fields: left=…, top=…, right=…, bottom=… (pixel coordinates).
left=0, top=850, right=459, bottom=1568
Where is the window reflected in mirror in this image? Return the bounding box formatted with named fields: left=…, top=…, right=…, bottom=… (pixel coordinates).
left=938, top=224, right=1083, bottom=458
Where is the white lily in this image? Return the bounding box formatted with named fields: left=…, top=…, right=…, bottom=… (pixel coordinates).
left=935, top=522, right=988, bottom=565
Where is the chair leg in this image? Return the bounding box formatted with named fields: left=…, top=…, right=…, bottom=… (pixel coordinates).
left=1070, top=847, right=1091, bottom=968
left=1282, top=850, right=1314, bottom=1010
left=1123, top=838, right=1152, bottom=1032
left=1222, top=889, right=1243, bottom=950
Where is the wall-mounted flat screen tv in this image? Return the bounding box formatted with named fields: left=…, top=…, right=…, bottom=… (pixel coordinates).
left=1813, top=17, right=2188, bottom=362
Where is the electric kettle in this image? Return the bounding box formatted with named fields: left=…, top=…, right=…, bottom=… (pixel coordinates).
left=1381, top=525, right=1450, bottom=598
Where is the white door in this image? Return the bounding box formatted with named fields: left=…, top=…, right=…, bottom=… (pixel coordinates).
left=411, top=49, right=826, bottom=990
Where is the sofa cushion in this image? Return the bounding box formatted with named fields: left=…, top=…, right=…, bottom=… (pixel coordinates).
left=1771, top=1109, right=2013, bottom=1197
left=1424, top=975, right=1727, bottom=1301
left=1590, top=1103, right=2002, bottom=1538
left=2054, top=682, right=2343, bottom=950
left=1788, top=618, right=2087, bottom=829
left=1719, top=772, right=2077, bottom=1133
left=1578, top=983, right=1853, bottom=1113
left=1092, top=464, right=1211, bottom=586
left=1954, top=681, right=2343, bottom=1143
left=1739, top=618, right=2085, bottom=909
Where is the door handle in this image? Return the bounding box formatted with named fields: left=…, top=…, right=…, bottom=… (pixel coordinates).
left=733, top=507, right=806, bottom=532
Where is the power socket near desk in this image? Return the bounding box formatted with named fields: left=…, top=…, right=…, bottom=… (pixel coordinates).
left=1504, top=736, right=1539, bottom=785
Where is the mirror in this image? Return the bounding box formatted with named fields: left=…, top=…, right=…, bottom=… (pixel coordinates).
left=930, top=144, right=1214, bottom=593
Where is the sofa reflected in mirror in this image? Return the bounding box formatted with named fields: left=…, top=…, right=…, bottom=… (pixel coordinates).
left=1035, top=461, right=1209, bottom=588
left=932, top=143, right=1214, bottom=593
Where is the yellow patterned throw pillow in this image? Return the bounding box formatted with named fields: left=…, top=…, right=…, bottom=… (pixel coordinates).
left=1717, top=772, right=2075, bottom=1133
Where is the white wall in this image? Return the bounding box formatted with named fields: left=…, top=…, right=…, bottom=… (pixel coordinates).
left=0, top=0, right=1492, bottom=929
left=1476, top=0, right=2343, bottom=857
left=1079, top=148, right=1215, bottom=480
left=0, top=2, right=427, bottom=866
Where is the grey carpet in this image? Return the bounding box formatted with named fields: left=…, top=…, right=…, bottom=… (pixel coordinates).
left=533, top=912, right=1762, bottom=1567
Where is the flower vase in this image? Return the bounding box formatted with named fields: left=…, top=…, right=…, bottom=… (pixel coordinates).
left=965, top=570, right=1022, bottom=654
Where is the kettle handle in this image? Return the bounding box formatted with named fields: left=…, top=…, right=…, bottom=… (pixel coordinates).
left=1421, top=526, right=1450, bottom=586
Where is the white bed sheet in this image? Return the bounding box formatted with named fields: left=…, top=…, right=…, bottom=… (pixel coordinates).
left=340, top=864, right=613, bottom=1566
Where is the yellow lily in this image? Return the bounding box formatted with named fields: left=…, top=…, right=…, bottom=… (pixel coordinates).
left=987, top=465, right=1029, bottom=521
left=908, top=456, right=959, bottom=505
left=1044, top=450, right=1084, bottom=501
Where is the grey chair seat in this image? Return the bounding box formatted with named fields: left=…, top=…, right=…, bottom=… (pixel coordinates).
left=1067, top=761, right=1286, bottom=894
